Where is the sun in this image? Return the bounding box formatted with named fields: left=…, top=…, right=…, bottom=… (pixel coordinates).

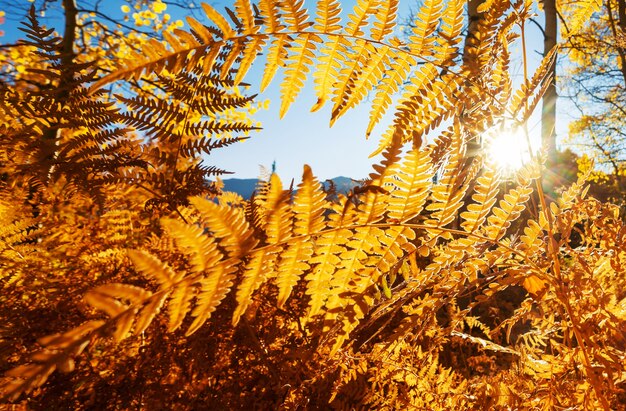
left=484, top=124, right=530, bottom=173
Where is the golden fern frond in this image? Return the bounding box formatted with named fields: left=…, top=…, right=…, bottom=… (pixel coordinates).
left=510, top=47, right=557, bottom=118
left=387, top=148, right=433, bottom=223
left=220, top=40, right=244, bottom=79
left=460, top=164, right=501, bottom=233
left=161, top=217, right=222, bottom=273
left=127, top=249, right=182, bottom=289
left=185, top=16, right=215, bottom=43
left=186, top=261, right=238, bottom=335
left=90, top=35, right=200, bottom=92
left=134, top=293, right=170, bottom=335
left=306, top=222, right=352, bottom=320
left=371, top=226, right=417, bottom=282
left=329, top=0, right=397, bottom=119
left=327, top=0, right=381, bottom=121
left=372, top=63, right=438, bottom=155
left=519, top=217, right=548, bottom=255
left=259, top=0, right=283, bottom=32
left=234, top=36, right=267, bottom=85
left=345, top=0, right=379, bottom=37
left=279, top=0, right=312, bottom=31
left=323, top=226, right=384, bottom=349
left=1, top=320, right=104, bottom=401
left=280, top=33, right=320, bottom=118
left=305, top=197, right=357, bottom=321
left=167, top=279, right=194, bottom=332
left=309, top=0, right=343, bottom=112
left=436, top=0, right=464, bottom=59
left=483, top=184, right=534, bottom=241
left=232, top=248, right=279, bottom=325
left=315, top=0, right=343, bottom=33
left=263, top=173, right=293, bottom=244
left=366, top=53, right=414, bottom=137
left=188, top=196, right=257, bottom=258
left=556, top=169, right=590, bottom=210
left=202, top=2, right=237, bottom=38
left=276, top=165, right=326, bottom=307
left=84, top=284, right=155, bottom=342
left=293, top=165, right=326, bottom=235
left=311, top=39, right=344, bottom=112
left=261, top=35, right=289, bottom=92
left=371, top=0, right=398, bottom=40
left=330, top=39, right=370, bottom=123
left=407, top=0, right=443, bottom=56
left=333, top=43, right=392, bottom=120
left=276, top=240, right=314, bottom=309
left=424, top=133, right=467, bottom=239
left=234, top=0, right=257, bottom=34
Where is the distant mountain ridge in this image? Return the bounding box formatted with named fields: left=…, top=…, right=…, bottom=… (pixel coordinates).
left=220, top=176, right=360, bottom=199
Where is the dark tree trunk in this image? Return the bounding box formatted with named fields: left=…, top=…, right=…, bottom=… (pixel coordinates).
left=542, top=0, right=558, bottom=169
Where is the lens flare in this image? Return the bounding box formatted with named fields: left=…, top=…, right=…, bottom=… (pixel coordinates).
left=484, top=124, right=530, bottom=173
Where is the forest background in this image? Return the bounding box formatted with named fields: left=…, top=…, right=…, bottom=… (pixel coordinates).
left=0, top=0, right=625, bottom=410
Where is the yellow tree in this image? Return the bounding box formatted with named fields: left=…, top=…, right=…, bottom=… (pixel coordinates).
left=560, top=0, right=626, bottom=202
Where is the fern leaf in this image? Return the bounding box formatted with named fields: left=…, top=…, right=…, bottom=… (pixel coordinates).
left=264, top=173, right=293, bottom=244
left=161, top=217, right=223, bottom=273
left=202, top=2, right=236, bottom=38
left=424, top=134, right=467, bottom=239
left=167, top=279, right=195, bottom=332
left=279, top=33, right=319, bottom=118
left=276, top=240, right=313, bottom=308
left=345, top=0, right=379, bottom=37
left=387, top=148, right=433, bottom=223
left=565, top=0, right=601, bottom=38
left=306, top=228, right=351, bottom=320
left=324, top=226, right=382, bottom=323
left=314, top=0, right=342, bottom=33
left=460, top=164, right=500, bottom=233
left=261, top=35, right=288, bottom=92
left=293, top=164, right=326, bottom=235
left=359, top=136, right=402, bottom=224
left=220, top=40, right=243, bottom=79
left=308, top=0, right=343, bottom=111
left=186, top=16, right=214, bottom=43
left=510, top=47, right=557, bottom=118
left=259, top=0, right=284, bottom=33
left=407, top=0, right=442, bottom=56
left=484, top=184, right=533, bottom=241
left=440, top=0, right=464, bottom=40
left=234, top=35, right=267, bottom=85
left=366, top=53, right=414, bottom=137
left=275, top=165, right=326, bottom=307
left=332, top=43, right=391, bottom=121
left=372, top=226, right=417, bottom=279
left=329, top=39, right=368, bottom=124
left=83, top=290, right=127, bottom=318
left=187, top=261, right=238, bottom=335
left=329, top=0, right=396, bottom=118
left=134, top=292, right=170, bottom=335
left=189, top=196, right=257, bottom=258
left=113, top=310, right=137, bottom=343
left=127, top=249, right=181, bottom=288
left=371, top=0, right=398, bottom=40
left=234, top=0, right=257, bottom=33
left=233, top=249, right=279, bottom=326
left=279, top=0, right=311, bottom=31
left=311, top=36, right=345, bottom=112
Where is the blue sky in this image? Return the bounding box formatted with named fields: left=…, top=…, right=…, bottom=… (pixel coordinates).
left=0, top=0, right=561, bottom=183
